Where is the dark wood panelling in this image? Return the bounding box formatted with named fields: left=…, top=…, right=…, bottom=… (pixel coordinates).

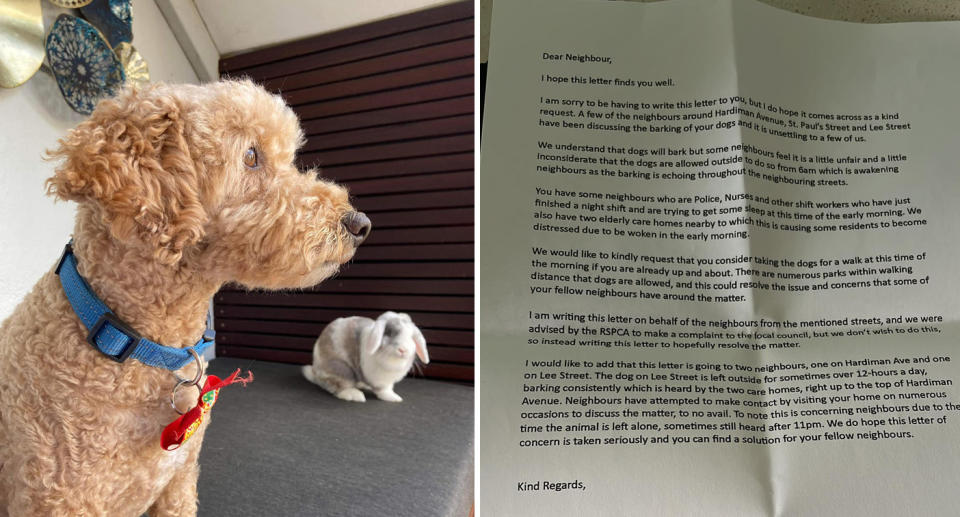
left=303, top=98, right=472, bottom=136
left=215, top=306, right=474, bottom=330
left=216, top=292, right=472, bottom=313
left=358, top=192, right=474, bottom=213
left=337, top=262, right=472, bottom=279
left=215, top=346, right=309, bottom=366
left=318, top=153, right=473, bottom=181
left=216, top=320, right=473, bottom=347
left=344, top=170, right=472, bottom=195
left=283, top=58, right=472, bottom=107
left=219, top=278, right=473, bottom=295
left=219, top=344, right=472, bottom=369
left=352, top=243, right=473, bottom=261
left=315, top=278, right=473, bottom=295
left=306, top=116, right=473, bottom=153
left=302, top=134, right=473, bottom=166
left=215, top=345, right=472, bottom=381
left=353, top=209, right=473, bottom=229
left=217, top=1, right=474, bottom=382
left=216, top=332, right=472, bottom=353
left=295, top=77, right=473, bottom=121
left=263, top=39, right=473, bottom=93
left=225, top=19, right=473, bottom=80
left=361, top=225, right=473, bottom=245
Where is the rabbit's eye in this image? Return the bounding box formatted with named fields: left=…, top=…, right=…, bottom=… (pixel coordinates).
left=243, top=147, right=259, bottom=169
left=383, top=326, right=396, bottom=338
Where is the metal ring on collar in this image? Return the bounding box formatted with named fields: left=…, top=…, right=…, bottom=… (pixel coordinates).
left=170, top=379, right=203, bottom=415
left=170, top=349, right=204, bottom=415
left=174, top=348, right=205, bottom=386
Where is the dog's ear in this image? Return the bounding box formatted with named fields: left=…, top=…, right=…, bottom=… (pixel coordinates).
left=47, top=86, right=207, bottom=266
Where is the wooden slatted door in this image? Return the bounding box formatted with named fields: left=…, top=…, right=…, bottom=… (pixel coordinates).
left=215, top=1, right=475, bottom=382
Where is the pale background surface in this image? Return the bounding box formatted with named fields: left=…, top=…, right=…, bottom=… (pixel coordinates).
left=480, top=0, right=960, bottom=62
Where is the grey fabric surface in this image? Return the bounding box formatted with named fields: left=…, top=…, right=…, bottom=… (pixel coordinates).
left=196, top=357, right=474, bottom=517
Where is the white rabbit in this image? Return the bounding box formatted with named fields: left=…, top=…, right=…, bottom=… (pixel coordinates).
left=302, top=311, right=429, bottom=402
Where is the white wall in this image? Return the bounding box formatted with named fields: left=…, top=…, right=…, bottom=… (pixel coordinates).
left=195, top=0, right=458, bottom=56
left=0, top=0, right=198, bottom=321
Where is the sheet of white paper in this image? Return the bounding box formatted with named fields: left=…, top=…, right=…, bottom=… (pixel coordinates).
left=479, top=1, right=960, bottom=515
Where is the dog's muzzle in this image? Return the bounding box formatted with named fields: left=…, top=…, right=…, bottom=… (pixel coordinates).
left=341, top=211, right=371, bottom=245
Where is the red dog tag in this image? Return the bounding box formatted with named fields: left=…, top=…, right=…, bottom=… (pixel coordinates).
left=161, top=369, right=252, bottom=450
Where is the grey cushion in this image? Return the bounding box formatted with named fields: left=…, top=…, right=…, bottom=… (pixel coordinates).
left=197, top=357, right=473, bottom=517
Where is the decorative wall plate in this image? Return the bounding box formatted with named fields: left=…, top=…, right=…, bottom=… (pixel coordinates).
left=79, top=0, right=131, bottom=48
left=115, top=42, right=148, bottom=87
left=45, top=14, right=125, bottom=114
left=47, top=0, right=93, bottom=7
left=0, top=0, right=45, bottom=88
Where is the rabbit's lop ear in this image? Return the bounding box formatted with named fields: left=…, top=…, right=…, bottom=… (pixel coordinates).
left=412, top=326, right=429, bottom=364
left=363, top=318, right=387, bottom=355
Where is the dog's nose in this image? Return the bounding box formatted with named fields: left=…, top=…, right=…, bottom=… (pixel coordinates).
left=342, top=211, right=371, bottom=244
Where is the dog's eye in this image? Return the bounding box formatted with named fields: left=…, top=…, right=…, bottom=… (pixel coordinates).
left=243, top=147, right=258, bottom=169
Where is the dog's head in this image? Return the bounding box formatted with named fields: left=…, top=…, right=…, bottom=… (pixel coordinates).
left=47, top=80, right=368, bottom=289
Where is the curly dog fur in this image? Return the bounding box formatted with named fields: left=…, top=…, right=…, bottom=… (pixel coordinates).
left=0, top=80, right=366, bottom=516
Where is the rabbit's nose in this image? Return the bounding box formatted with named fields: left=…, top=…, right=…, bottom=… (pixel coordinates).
left=342, top=211, right=371, bottom=244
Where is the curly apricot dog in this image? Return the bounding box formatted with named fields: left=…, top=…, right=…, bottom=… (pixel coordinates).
left=0, top=80, right=370, bottom=516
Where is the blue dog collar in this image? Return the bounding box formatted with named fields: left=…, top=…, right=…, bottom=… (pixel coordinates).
left=55, top=242, right=214, bottom=370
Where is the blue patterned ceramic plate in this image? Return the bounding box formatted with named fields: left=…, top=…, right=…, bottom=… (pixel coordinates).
left=80, top=0, right=132, bottom=48
left=45, top=14, right=125, bottom=115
